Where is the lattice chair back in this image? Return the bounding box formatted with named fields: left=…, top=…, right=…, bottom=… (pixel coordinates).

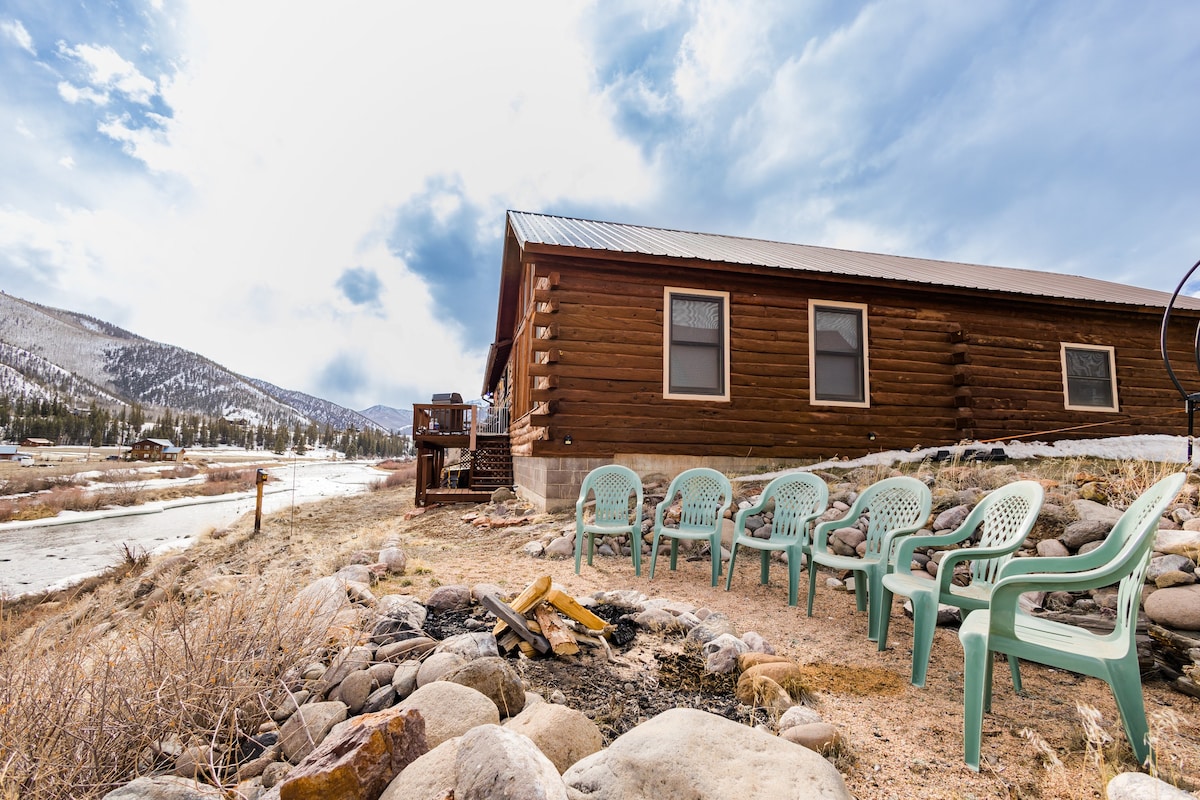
left=589, top=466, right=642, bottom=527
left=970, top=484, right=1043, bottom=585
left=1108, top=474, right=1187, bottom=646
left=766, top=473, right=829, bottom=543
left=676, top=468, right=731, bottom=530
left=860, top=478, right=931, bottom=558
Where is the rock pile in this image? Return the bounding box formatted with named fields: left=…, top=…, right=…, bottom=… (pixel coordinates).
left=528, top=465, right=1200, bottom=697
left=101, top=560, right=854, bottom=800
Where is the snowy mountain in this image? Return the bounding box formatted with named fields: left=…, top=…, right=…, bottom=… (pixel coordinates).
left=0, top=292, right=383, bottom=431
left=358, top=404, right=413, bottom=434
left=248, top=378, right=383, bottom=432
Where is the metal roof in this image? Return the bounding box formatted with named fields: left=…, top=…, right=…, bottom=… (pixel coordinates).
left=508, top=211, right=1200, bottom=310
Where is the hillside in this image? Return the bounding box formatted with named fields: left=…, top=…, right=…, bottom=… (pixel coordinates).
left=0, top=292, right=383, bottom=431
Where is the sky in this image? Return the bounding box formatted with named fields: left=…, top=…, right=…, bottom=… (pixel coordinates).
left=1, top=2, right=1199, bottom=413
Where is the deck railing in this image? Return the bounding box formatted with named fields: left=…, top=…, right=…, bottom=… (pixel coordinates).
left=413, top=403, right=508, bottom=436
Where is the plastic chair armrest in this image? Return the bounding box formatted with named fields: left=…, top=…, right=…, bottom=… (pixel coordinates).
left=998, top=549, right=1108, bottom=578
left=892, top=527, right=971, bottom=571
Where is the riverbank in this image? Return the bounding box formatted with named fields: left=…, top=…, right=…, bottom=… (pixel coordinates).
left=2, top=455, right=1199, bottom=799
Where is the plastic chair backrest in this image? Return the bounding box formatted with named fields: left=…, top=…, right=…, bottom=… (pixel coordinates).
left=1107, top=473, right=1187, bottom=643
left=669, top=468, right=731, bottom=529
left=856, top=476, right=932, bottom=557
left=582, top=465, right=642, bottom=526
left=760, top=473, right=828, bottom=542
left=968, top=482, right=1043, bottom=584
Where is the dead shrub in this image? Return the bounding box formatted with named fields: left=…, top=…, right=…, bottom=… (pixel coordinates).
left=371, top=461, right=416, bottom=491
left=0, top=585, right=331, bottom=799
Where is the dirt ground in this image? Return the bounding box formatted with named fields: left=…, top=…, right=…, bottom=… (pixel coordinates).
left=17, top=475, right=1200, bottom=799
left=212, top=483, right=1200, bottom=800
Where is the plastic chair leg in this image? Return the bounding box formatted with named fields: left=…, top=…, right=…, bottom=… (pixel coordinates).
left=631, top=532, right=642, bottom=577
left=786, top=547, right=801, bottom=607
left=724, top=544, right=739, bottom=591
left=759, top=549, right=771, bottom=585
left=805, top=562, right=818, bottom=617
left=961, top=627, right=989, bottom=772
left=574, top=529, right=586, bottom=574
left=709, top=535, right=721, bottom=586
left=876, top=586, right=895, bottom=652
left=1109, top=656, right=1153, bottom=767
left=866, top=566, right=884, bottom=641
left=909, top=589, right=938, bottom=688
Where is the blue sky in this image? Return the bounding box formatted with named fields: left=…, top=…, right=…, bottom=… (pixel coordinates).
left=1, top=2, right=1198, bottom=412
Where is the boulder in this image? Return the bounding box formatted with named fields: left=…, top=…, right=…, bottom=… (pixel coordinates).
left=1143, top=585, right=1200, bottom=630
left=561, top=708, right=851, bottom=799
left=379, top=736, right=460, bottom=800
left=1060, top=520, right=1112, bottom=550
left=396, top=681, right=501, bottom=748
left=1107, top=771, right=1196, bottom=799
left=425, top=584, right=473, bottom=611
left=100, top=776, right=226, bottom=799
left=504, top=702, right=604, bottom=773
left=277, top=707, right=427, bottom=800
left=439, top=656, right=527, bottom=718
left=278, top=701, right=349, bottom=764
left=453, top=724, right=567, bottom=800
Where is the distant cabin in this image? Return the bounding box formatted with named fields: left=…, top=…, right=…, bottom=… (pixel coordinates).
left=21, top=438, right=53, bottom=447
left=129, top=438, right=186, bottom=462
left=483, top=210, right=1200, bottom=511
left=0, top=445, right=31, bottom=463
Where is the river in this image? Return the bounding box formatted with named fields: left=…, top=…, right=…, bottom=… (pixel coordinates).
left=0, top=460, right=385, bottom=598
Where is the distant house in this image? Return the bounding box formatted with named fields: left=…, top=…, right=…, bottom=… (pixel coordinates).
left=21, top=438, right=53, bottom=447
left=129, top=438, right=186, bottom=462
left=0, top=445, right=31, bottom=463
left=483, top=210, right=1200, bottom=511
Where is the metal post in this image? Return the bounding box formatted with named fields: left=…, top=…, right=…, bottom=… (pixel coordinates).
left=254, top=468, right=267, bottom=531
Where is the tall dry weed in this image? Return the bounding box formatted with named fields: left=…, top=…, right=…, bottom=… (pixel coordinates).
left=0, top=584, right=331, bottom=799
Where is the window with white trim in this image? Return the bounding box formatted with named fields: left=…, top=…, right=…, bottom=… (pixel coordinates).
left=663, top=288, right=730, bottom=401
left=1061, top=343, right=1118, bottom=412
left=809, top=301, right=869, bottom=407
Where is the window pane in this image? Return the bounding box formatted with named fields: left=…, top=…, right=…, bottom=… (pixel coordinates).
left=1065, top=347, right=1114, bottom=408
left=815, top=309, right=859, bottom=351
left=672, top=297, right=720, bottom=343
left=668, top=294, right=724, bottom=395
left=671, top=344, right=721, bottom=392
left=815, top=355, right=861, bottom=399
left=813, top=306, right=865, bottom=403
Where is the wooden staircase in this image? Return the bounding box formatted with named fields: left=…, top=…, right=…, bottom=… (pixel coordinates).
left=469, top=434, right=514, bottom=492
left=413, top=400, right=514, bottom=506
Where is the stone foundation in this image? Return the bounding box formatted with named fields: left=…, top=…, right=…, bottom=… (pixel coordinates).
left=512, top=454, right=809, bottom=513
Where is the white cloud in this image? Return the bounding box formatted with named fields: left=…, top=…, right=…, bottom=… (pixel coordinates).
left=1, top=18, right=35, bottom=55
left=57, top=42, right=158, bottom=105
left=57, top=81, right=108, bottom=106
left=1, top=2, right=654, bottom=409
left=57, top=155, right=74, bottom=169
left=673, top=0, right=772, bottom=114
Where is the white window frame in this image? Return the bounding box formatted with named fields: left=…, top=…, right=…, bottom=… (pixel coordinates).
left=663, top=287, right=731, bottom=402
left=809, top=300, right=870, bottom=408
left=1061, top=343, right=1119, bottom=413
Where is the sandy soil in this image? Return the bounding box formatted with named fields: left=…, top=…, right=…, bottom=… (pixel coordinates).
left=203, top=482, right=1200, bottom=800
left=14, top=473, right=1200, bottom=799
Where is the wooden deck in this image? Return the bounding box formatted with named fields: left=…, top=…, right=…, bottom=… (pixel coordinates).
left=413, top=403, right=512, bottom=506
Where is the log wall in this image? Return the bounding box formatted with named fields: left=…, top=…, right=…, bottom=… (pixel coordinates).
left=496, top=254, right=1200, bottom=463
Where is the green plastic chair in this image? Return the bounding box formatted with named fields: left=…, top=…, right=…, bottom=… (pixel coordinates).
left=959, top=471, right=1186, bottom=771
left=879, top=479, right=1044, bottom=687
left=806, top=476, right=932, bottom=639
left=724, top=473, right=829, bottom=606
left=574, top=464, right=644, bottom=576
left=649, top=467, right=733, bottom=587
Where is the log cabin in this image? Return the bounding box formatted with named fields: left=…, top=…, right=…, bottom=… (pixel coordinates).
left=481, top=210, right=1200, bottom=512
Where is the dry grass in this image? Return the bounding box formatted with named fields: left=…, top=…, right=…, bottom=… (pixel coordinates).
left=0, top=568, right=334, bottom=798
left=0, top=458, right=1195, bottom=800
left=374, top=460, right=417, bottom=490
